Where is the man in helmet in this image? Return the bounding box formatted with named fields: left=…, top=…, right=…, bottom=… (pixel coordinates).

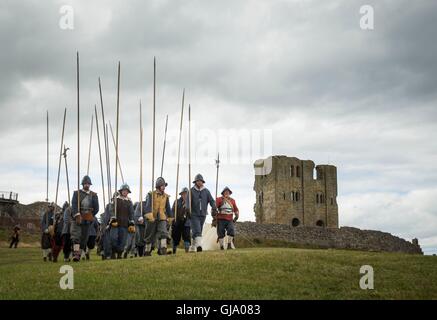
left=139, top=177, right=173, bottom=256
left=215, top=186, right=240, bottom=250
left=40, top=202, right=55, bottom=261
left=109, top=184, right=135, bottom=259
left=189, top=174, right=217, bottom=252
left=71, top=175, right=99, bottom=262
left=171, top=187, right=191, bottom=254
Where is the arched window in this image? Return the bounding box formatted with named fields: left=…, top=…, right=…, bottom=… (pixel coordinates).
left=316, top=194, right=319, bottom=204
left=290, top=165, right=294, bottom=177
left=283, top=192, right=286, bottom=200
left=296, top=166, right=301, bottom=177
left=291, top=218, right=300, bottom=227
left=316, top=220, right=324, bottom=227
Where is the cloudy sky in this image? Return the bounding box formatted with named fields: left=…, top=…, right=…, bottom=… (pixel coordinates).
left=1, top=0, right=436, bottom=254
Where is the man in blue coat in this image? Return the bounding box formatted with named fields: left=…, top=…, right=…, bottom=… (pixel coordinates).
left=189, top=174, right=217, bottom=252
left=71, top=175, right=99, bottom=262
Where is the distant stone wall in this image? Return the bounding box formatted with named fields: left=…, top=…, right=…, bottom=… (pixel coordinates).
left=235, top=222, right=423, bottom=254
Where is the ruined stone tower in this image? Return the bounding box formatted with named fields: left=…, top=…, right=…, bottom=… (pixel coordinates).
left=253, top=156, right=338, bottom=228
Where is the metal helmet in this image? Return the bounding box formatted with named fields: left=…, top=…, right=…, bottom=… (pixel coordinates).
left=221, top=186, right=233, bottom=196
left=118, top=183, right=131, bottom=194
left=81, top=175, right=92, bottom=186
left=179, top=187, right=189, bottom=195
left=155, top=177, right=168, bottom=188
left=192, top=173, right=205, bottom=184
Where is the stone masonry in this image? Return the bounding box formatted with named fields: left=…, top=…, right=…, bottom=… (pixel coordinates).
left=236, top=222, right=423, bottom=254
left=254, top=155, right=338, bottom=228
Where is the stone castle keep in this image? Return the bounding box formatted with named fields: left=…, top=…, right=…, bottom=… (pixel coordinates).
left=253, top=155, right=338, bottom=228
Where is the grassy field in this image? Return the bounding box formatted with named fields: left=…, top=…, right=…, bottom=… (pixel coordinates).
left=1, top=246, right=436, bottom=300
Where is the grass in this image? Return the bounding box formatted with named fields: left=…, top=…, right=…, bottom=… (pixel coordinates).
left=0, top=246, right=436, bottom=300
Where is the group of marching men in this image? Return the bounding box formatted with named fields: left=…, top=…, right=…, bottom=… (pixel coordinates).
left=40, top=173, right=240, bottom=262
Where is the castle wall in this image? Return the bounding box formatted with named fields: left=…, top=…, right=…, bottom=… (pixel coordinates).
left=236, top=222, right=423, bottom=254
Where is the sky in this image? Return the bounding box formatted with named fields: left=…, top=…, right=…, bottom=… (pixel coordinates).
left=1, top=0, right=436, bottom=254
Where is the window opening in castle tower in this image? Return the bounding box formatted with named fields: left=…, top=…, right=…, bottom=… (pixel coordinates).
left=291, top=218, right=300, bottom=227
left=296, top=192, right=300, bottom=202
left=296, top=166, right=301, bottom=177
left=290, top=165, right=294, bottom=177
left=316, top=194, right=319, bottom=204
left=316, top=220, right=324, bottom=227
left=291, top=191, right=295, bottom=201
left=283, top=192, right=286, bottom=200
left=331, top=197, right=334, bottom=205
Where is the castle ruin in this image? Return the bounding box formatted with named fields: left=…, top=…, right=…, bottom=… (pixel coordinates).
left=253, top=155, right=338, bottom=228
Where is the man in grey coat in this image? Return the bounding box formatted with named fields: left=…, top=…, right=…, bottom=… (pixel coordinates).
left=189, top=174, right=217, bottom=252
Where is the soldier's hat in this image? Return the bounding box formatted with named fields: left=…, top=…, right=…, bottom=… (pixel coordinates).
left=179, top=187, right=189, bottom=195
left=118, top=183, right=131, bottom=194
left=221, top=186, right=233, bottom=196
left=81, top=175, right=92, bottom=186
left=192, top=173, right=205, bottom=184
left=155, top=177, right=168, bottom=188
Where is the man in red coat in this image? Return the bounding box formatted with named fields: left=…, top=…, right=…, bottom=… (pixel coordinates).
left=214, top=186, right=239, bottom=250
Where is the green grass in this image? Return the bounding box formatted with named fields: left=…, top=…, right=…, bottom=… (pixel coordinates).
left=0, top=247, right=436, bottom=300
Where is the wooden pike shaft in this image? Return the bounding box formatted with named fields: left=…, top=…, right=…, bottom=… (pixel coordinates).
left=55, top=108, right=67, bottom=206
left=151, top=57, right=156, bottom=212
left=63, top=145, right=71, bottom=206
left=109, top=122, right=125, bottom=184
left=139, top=100, right=143, bottom=213
left=46, top=110, right=49, bottom=202
left=188, top=104, right=192, bottom=207
left=174, top=90, right=185, bottom=220
left=215, top=153, right=220, bottom=200
left=114, top=62, right=121, bottom=218
left=160, top=114, right=168, bottom=178
left=99, top=77, right=112, bottom=203
left=105, top=123, right=111, bottom=200
left=86, top=114, right=94, bottom=175
left=94, top=105, right=106, bottom=209
left=77, top=51, right=80, bottom=215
